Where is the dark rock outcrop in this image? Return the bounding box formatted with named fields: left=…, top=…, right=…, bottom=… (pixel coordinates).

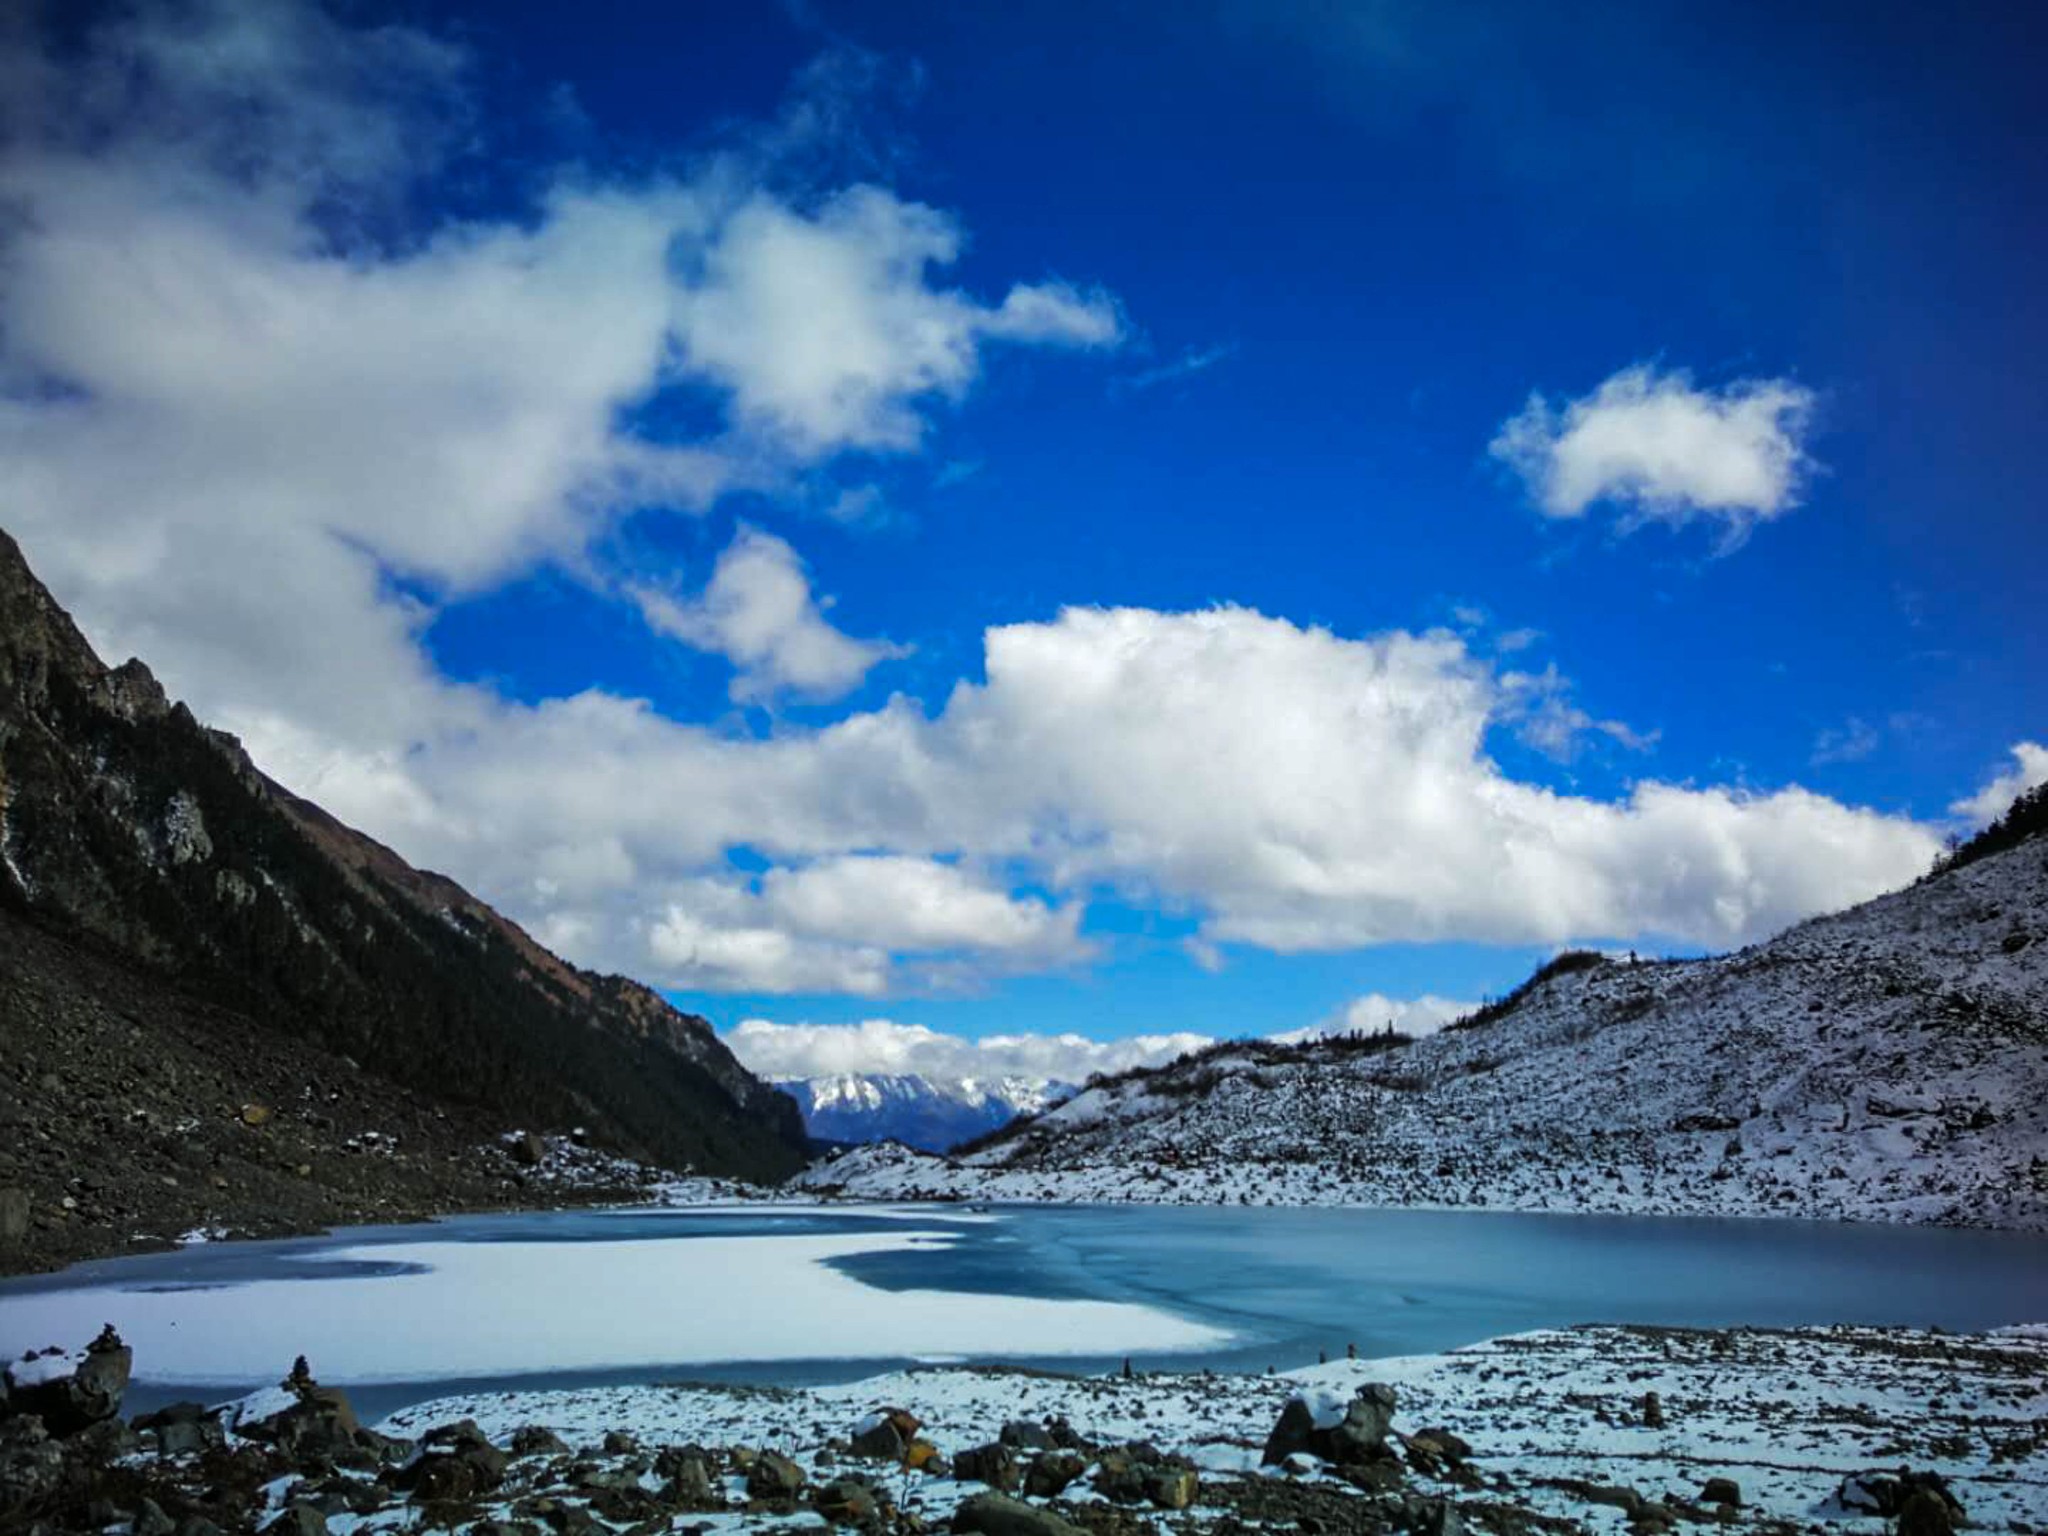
left=1263, top=1384, right=1401, bottom=1468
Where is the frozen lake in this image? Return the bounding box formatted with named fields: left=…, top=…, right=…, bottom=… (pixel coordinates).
left=2, top=1202, right=2044, bottom=1419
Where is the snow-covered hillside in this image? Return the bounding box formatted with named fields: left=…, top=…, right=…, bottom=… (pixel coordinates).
left=781, top=1073, right=1073, bottom=1152
left=799, top=835, right=2048, bottom=1230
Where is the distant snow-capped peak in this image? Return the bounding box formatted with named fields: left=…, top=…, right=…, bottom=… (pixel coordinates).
left=776, top=1071, right=1074, bottom=1152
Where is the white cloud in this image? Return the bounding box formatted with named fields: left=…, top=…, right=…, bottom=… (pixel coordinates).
left=1269, top=992, right=1477, bottom=1045
left=763, top=856, right=1083, bottom=957
left=1951, top=742, right=2048, bottom=828
left=224, top=602, right=1939, bottom=996
left=1491, top=364, right=1816, bottom=535
left=0, top=3, right=1947, bottom=1003
left=0, top=2, right=1116, bottom=752
left=724, top=1018, right=1210, bottom=1085
left=670, top=187, right=1120, bottom=457
left=631, top=858, right=1088, bottom=996
left=632, top=527, right=906, bottom=702
left=650, top=892, right=893, bottom=997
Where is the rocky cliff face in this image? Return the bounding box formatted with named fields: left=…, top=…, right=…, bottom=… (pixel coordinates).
left=0, top=529, right=806, bottom=1208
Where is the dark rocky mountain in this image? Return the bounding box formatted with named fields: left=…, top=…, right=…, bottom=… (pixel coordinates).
left=0, top=528, right=806, bottom=1265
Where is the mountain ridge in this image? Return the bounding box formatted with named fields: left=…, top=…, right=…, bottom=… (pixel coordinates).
left=799, top=821, right=2048, bottom=1230
left=0, top=527, right=807, bottom=1240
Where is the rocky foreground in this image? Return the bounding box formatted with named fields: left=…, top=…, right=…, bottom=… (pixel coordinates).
left=0, top=902, right=698, bottom=1278
left=3, top=1321, right=2041, bottom=1536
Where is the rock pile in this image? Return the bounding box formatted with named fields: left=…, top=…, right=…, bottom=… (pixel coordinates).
left=2, top=1326, right=1985, bottom=1536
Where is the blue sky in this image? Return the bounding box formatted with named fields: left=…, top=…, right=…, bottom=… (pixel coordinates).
left=4, top=0, right=2043, bottom=1077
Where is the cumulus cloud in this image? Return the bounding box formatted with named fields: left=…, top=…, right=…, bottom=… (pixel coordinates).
left=670, top=187, right=1119, bottom=457
left=1269, top=992, right=1477, bottom=1045
left=634, top=859, right=1088, bottom=995
left=763, top=857, right=1083, bottom=957
left=724, top=1018, right=1212, bottom=1085
left=0, top=2, right=1946, bottom=1002
left=277, top=604, right=1946, bottom=993
left=0, top=1, right=1117, bottom=751
left=632, top=527, right=907, bottom=701
left=651, top=890, right=892, bottom=997
left=1491, top=364, right=1816, bottom=536
left=1951, top=742, right=2048, bottom=828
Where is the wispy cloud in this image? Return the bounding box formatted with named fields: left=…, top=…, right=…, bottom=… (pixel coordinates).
left=1810, top=717, right=1880, bottom=767
left=1114, top=341, right=1237, bottom=395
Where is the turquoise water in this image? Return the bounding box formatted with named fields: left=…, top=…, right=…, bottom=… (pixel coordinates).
left=3, top=1202, right=2043, bottom=1420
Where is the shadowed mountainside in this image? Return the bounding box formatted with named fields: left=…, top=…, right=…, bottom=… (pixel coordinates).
left=0, top=528, right=806, bottom=1262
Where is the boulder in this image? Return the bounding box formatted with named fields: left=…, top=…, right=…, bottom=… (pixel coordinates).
left=1145, top=1466, right=1199, bottom=1509
left=403, top=1418, right=509, bottom=1494
left=1265, top=1382, right=1400, bottom=1467
left=1330, top=1384, right=1399, bottom=1461
left=848, top=1416, right=906, bottom=1462
left=1838, top=1469, right=1963, bottom=1522
left=399, top=1453, right=488, bottom=1503
left=954, top=1442, right=1022, bottom=1492
left=588, top=1484, right=661, bottom=1524
left=1092, top=1448, right=1147, bottom=1505
left=999, top=1420, right=1056, bottom=1452
left=952, top=1492, right=1090, bottom=1536
left=1898, top=1487, right=1956, bottom=1536
left=2, top=1326, right=132, bottom=1435
left=257, top=1400, right=361, bottom=1469
left=1261, top=1397, right=1322, bottom=1466
left=1641, top=1392, right=1664, bottom=1430
left=1404, top=1427, right=1472, bottom=1476
left=1023, top=1449, right=1087, bottom=1498
left=661, top=1451, right=721, bottom=1510
left=510, top=1425, right=571, bottom=1459
left=511, top=1132, right=547, bottom=1166
left=747, top=1449, right=805, bottom=1501
left=1698, top=1477, right=1741, bottom=1508
left=1400, top=1494, right=1463, bottom=1536
left=0, top=1416, right=66, bottom=1511
left=815, top=1476, right=882, bottom=1524
left=134, top=1401, right=226, bottom=1457
left=261, top=1509, right=327, bottom=1536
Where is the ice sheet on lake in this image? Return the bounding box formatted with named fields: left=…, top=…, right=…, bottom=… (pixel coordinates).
left=0, top=1228, right=1231, bottom=1386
